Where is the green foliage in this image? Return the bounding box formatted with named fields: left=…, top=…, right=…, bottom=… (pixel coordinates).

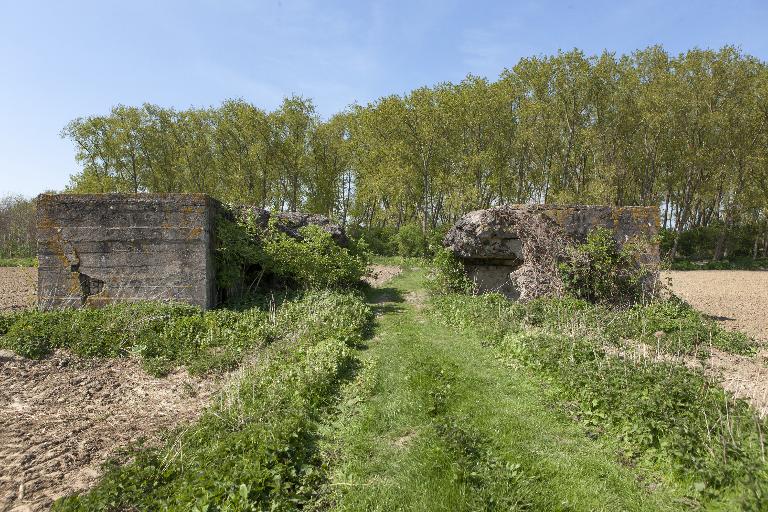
left=62, top=47, right=768, bottom=262
left=0, top=194, right=36, bottom=259
left=559, top=227, right=648, bottom=305
left=608, top=298, right=757, bottom=356
left=393, top=222, right=426, bottom=257
left=53, top=291, right=372, bottom=511
left=430, top=293, right=767, bottom=506
left=213, top=213, right=264, bottom=290
left=1, top=301, right=265, bottom=374
left=426, top=247, right=473, bottom=295
left=214, top=213, right=369, bottom=296
left=349, top=225, right=397, bottom=256
left=0, top=256, right=37, bottom=267
left=661, top=224, right=767, bottom=262
left=264, top=225, right=368, bottom=289
left=670, top=257, right=768, bottom=271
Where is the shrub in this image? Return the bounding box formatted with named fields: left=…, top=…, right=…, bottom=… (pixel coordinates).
left=559, top=227, right=649, bottom=305
left=215, top=212, right=369, bottom=295
left=263, top=225, right=368, bottom=289
left=348, top=225, right=397, bottom=256
left=426, top=247, right=473, bottom=295
left=393, top=222, right=426, bottom=257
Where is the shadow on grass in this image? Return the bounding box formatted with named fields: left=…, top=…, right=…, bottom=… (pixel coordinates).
left=364, top=285, right=407, bottom=318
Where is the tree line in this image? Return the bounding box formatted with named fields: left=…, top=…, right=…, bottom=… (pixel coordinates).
left=62, top=46, right=768, bottom=260
left=0, top=195, right=37, bottom=259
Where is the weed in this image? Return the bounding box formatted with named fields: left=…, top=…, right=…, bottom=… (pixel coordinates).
left=0, top=256, right=37, bottom=267
left=53, top=291, right=373, bottom=511
left=430, top=293, right=768, bottom=507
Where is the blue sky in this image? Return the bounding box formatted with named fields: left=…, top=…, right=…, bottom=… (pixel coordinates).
left=1, top=0, right=767, bottom=197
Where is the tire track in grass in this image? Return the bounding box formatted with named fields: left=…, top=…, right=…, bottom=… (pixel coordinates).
left=317, top=264, right=689, bottom=511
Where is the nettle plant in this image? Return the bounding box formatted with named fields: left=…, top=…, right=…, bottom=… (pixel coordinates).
left=558, top=227, right=650, bottom=305
left=214, top=209, right=369, bottom=296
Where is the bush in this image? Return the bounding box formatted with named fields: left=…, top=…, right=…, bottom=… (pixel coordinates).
left=263, top=225, right=368, bottom=289
left=559, top=227, right=649, bottom=305
left=393, top=222, right=426, bottom=257
left=426, top=247, right=473, bottom=295
left=215, top=213, right=369, bottom=296
left=348, top=225, right=397, bottom=256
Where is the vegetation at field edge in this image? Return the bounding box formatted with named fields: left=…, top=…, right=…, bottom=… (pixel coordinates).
left=317, top=265, right=690, bottom=511
left=0, top=256, right=37, bottom=267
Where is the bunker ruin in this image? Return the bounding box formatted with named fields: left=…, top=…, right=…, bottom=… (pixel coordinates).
left=444, top=204, right=660, bottom=300
left=36, top=193, right=346, bottom=310
left=37, top=194, right=222, bottom=310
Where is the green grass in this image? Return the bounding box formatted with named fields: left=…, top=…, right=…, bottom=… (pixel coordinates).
left=53, top=290, right=373, bottom=511
left=669, top=257, right=768, bottom=271
left=317, top=266, right=688, bottom=511
left=0, top=256, right=37, bottom=267
left=0, top=291, right=369, bottom=376
left=431, top=292, right=768, bottom=510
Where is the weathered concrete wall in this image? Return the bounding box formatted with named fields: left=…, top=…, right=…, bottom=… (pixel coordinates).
left=37, top=194, right=221, bottom=310
left=445, top=204, right=660, bottom=299
left=236, top=207, right=348, bottom=246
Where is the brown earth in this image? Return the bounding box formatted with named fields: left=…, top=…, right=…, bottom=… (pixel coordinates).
left=0, top=268, right=36, bottom=313
left=662, top=270, right=768, bottom=343
left=0, top=350, right=223, bottom=511
left=363, top=265, right=402, bottom=287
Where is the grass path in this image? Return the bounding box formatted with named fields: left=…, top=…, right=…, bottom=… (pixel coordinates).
left=319, top=265, right=686, bottom=511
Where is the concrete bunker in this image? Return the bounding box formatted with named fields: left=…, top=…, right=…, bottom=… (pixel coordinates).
left=444, top=204, right=660, bottom=300
left=37, top=194, right=346, bottom=310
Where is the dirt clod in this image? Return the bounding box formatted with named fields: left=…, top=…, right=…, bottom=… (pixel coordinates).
left=0, top=350, right=222, bottom=511
left=363, top=265, right=402, bottom=287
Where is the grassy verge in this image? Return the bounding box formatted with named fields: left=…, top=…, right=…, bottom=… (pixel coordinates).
left=431, top=293, right=768, bottom=509
left=318, top=267, right=686, bottom=511
left=669, top=257, right=768, bottom=271
left=0, top=256, right=37, bottom=267
left=52, top=290, right=372, bottom=511
left=1, top=299, right=268, bottom=375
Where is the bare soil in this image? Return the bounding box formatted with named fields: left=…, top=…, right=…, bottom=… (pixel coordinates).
left=363, top=265, right=402, bottom=287
left=0, top=268, right=36, bottom=313
left=609, top=270, right=768, bottom=417
left=663, top=270, right=768, bottom=343
left=0, top=350, right=222, bottom=511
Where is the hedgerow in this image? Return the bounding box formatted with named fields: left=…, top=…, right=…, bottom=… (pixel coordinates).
left=53, top=290, right=373, bottom=511
left=430, top=293, right=767, bottom=508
